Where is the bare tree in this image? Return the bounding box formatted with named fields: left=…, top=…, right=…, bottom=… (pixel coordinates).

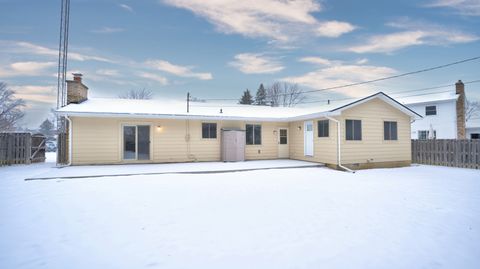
left=0, top=82, right=26, bottom=131
left=118, top=88, right=153, bottom=100
left=466, top=99, right=480, bottom=122
left=267, top=82, right=306, bottom=107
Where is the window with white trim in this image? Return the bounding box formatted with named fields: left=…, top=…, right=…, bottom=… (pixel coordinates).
left=346, top=119, right=362, bottom=141
left=246, top=124, right=261, bottom=145
left=384, top=121, right=398, bottom=140
left=318, top=120, right=329, bottom=137
left=202, top=123, right=217, bottom=139
left=425, top=106, right=437, bottom=116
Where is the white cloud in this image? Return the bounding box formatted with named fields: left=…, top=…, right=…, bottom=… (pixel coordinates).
left=283, top=58, right=397, bottom=97
left=356, top=58, right=369, bottom=65
left=119, top=3, right=134, bottom=13
left=96, top=69, right=120, bottom=77
left=426, top=0, right=480, bottom=16
left=137, top=72, right=169, bottom=85
left=145, top=59, right=213, bottom=80
left=316, top=21, right=356, bottom=37
left=0, top=40, right=114, bottom=63
left=0, top=61, right=56, bottom=78
left=347, top=19, right=478, bottom=53
left=91, top=27, right=125, bottom=34
left=230, top=53, right=284, bottom=74
left=161, top=0, right=355, bottom=42
left=348, top=31, right=426, bottom=53
left=10, top=85, right=56, bottom=104
left=299, top=57, right=337, bottom=66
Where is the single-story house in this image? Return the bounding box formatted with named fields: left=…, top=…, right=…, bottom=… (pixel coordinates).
left=56, top=74, right=422, bottom=170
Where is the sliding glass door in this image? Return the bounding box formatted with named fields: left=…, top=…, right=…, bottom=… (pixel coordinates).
left=123, top=125, right=150, bottom=161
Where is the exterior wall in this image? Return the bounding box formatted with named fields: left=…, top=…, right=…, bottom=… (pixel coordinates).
left=288, top=119, right=338, bottom=164
left=337, top=98, right=411, bottom=166
left=70, top=98, right=412, bottom=168
left=70, top=117, right=287, bottom=165
left=406, top=100, right=457, bottom=139
left=289, top=98, right=411, bottom=168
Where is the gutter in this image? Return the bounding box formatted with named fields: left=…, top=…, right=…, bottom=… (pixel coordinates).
left=325, top=115, right=355, bottom=173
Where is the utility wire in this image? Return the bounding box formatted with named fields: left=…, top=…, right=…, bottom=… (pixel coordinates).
left=300, top=57, right=480, bottom=95
left=190, top=79, right=480, bottom=106
left=301, top=79, right=480, bottom=104
left=192, top=56, right=480, bottom=101
left=190, top=89, right=454, bottom=107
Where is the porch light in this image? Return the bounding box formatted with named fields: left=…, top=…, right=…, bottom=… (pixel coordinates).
left=157, top=125, right=162, bottom=131
left=297, top=126, right=302, bottom=131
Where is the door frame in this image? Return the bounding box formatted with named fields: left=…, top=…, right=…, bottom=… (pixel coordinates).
left=121, top=123, right=153, bottom=162
left=304, top=120, right=314, bottom=156
left=277, top=127, right=289, bottom=158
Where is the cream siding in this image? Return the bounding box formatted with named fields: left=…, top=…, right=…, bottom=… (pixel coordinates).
left=70, top=117, right=287, bottom=165
left=288, top=120, right=338, bottom=164
left=336, top=98, right=411, bottom=164
left=70, top=97, right=411, bottom=167
left=288, top=98, right=411, bottom=166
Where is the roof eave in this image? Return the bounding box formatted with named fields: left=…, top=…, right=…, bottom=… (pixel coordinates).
left=55, top=111, right=295, bottom=122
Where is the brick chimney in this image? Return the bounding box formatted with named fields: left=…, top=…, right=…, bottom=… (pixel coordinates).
left=455, top=80, right=466, bottom=139
left=66, top=73, right=88, bottom=105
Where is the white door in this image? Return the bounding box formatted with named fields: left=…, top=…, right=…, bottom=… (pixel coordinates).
left=304, top=121, right=314, bottom=156
left=278, top=128, right=289, bottom=158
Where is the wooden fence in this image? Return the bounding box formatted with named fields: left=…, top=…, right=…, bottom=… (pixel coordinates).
left=31, top=133, right=46, bottom=163
left=0, top=132, right=46, bottom=165
left=412, top=139, right=480, bottom=169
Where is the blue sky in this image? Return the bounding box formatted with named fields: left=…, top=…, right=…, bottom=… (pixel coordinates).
left=0, top=0, right=479, bottom=128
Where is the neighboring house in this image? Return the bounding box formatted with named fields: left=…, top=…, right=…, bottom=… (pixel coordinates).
left=466, top=121, right=480, bottom=139
left=397, top=80, right=467, bottom=140
left=56, top=74, right=421, bottom=170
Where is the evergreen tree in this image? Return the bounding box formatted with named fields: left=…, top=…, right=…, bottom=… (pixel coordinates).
left=254, top=83, right=268, bottom=105
left=239, top=89, right=253, bottom=105
left=39, top=119, right=55, bottom=140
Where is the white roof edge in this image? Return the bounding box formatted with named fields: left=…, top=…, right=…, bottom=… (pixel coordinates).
left=56, top=110, right=344, bottom=122
left=401, top=96, right=458, bottom=106
left=56, top=111, right=295, bottom=122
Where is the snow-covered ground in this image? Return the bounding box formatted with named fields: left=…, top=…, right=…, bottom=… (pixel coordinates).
left=1, top=157, right=479, bottom=269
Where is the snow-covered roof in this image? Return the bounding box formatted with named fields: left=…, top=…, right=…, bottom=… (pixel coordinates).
left=56, top=92, right=421, bottom=121
left=396, top=91, right=458, bottom=105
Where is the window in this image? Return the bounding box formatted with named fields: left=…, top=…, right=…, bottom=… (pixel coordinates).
left=418, top=130, right=436, bottom=140
left=346, top=120, right=362, bottom=140
left=418, top=130, right=428, bottom=140
left=384, top=121, right=398, bottom=140
left=318, top=120, right=329, bottom=137
left=279, top=129, right=288, bottom=144
left=425, top=105, right=437, bottom=116
left=471, top=133, right=480, bottom=139
left=202, top=123, right=217, bottom=139
left=246, top=124, right=262, bottom=145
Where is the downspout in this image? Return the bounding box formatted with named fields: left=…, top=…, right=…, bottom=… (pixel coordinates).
left=65, top=116, right=72, bottom=166
left=325, top=116, right=354, bottom=173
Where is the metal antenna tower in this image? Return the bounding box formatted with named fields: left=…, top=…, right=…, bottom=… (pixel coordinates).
left=56, top=0, right=70, bottom=165
left=56, top=0, right=70, bottom=126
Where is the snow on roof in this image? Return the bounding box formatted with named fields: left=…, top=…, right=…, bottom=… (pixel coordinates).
left=57, top=92, right=420, bottom=121
left=396, top=91, right=458, bottom=105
